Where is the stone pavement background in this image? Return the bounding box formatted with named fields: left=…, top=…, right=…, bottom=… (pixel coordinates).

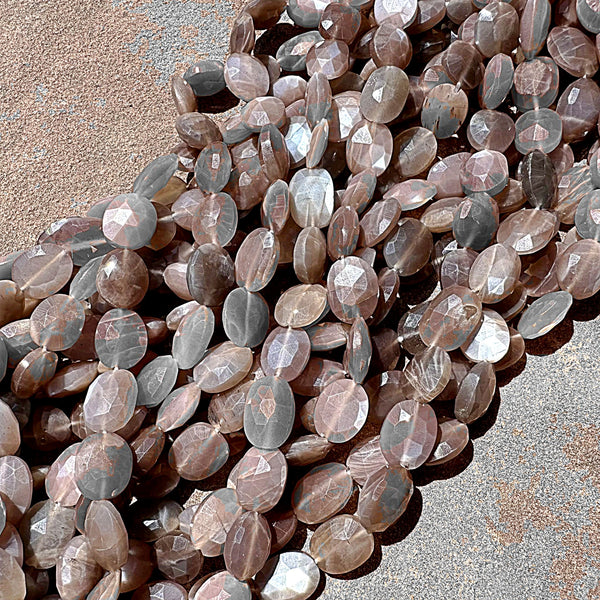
left=1, top=1, right=599, bottom=598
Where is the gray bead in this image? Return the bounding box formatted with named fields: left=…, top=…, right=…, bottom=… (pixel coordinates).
left=287, top=0, right=322, bottom=29
left=69, top=256, right=103, bottom=300
left=518, top=291, right=573, bottom=339
left=0, top=336, right=8, bottom=385
left=276, top=31, right=324, bottom=72
left=172, top=305, right=215, bottom=370
left=194, top=143, right=232, bottom=193
left=244, top=376, right=295, bottom=450
left=255, top=551, right=320, bottom=600
left=577, top=0, right=600, bottom=33
left=133, top=154, right=179, bottom=199
left=481, top=53, right=514, bottom=110
left=94, top=309, right=148, bottom=370
left=515, top=108, right=562, bottom=155
left=136, top=355, right=179, bottom=408
left=520, top=150, right=557, bottom=209
left=343, top=317, right=371, bottom=384
left=223, top=288, right=270, bottom=348
left=575, top=189, right=600, bottom=240
left=452, top=194, right=499, bottom=251
left=184, top=60, right=226, bottom=97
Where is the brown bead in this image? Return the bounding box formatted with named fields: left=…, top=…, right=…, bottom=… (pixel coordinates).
left=224, top=53, right=270, bottom=101
left=346, top=119, right=392, bottom=175
left=84, top=500, right=128, bottom=571
left=389, top=127, right=437, bottom=179
left=224, top=511, right=271, bottom=580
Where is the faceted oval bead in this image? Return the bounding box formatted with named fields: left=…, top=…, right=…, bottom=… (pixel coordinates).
left=172, top=305, right=215, bottom=370
left=327, top=206, right=359, bottom=260
left=69, top=256, right=102, bottom=301
left=556, top=239, right=600, bottom=299
left=346, top=120, right=392, bottom=176
left=135, top=355, right=178, bottom=408
left=192, top=192, right=238, bottom=247
left=84, top=500, right=128, bottom=571
left=187, top=243, right=235, bottom=306
left=290, top=358, right=345, bottom=396
left=420, top=197, right=463, bottom=234
left=272, top=76, right=307, bottom=107
left=168, top=423, right=229, bottom=481
left=385, top=178, right=437, bottom=210
left=243, top=376, right=295, bottom=450
left=19, top=500, right=75, bottom=569
left=0, top=400, right=21, bottom=458
left=514, top=108, right=563, bottom=155
left=461, top=308, right=510, bottom=363
left=421, top=84, right=469, bottom=139
left=473, top=1, right=519, bottom=57
left=75, top=432, right=132, bottom=500
left=452, top=194, right=499, bottom=252
left=259, top=124, right=290, bottom=181
left=356, top=465, right=413, bottom=533
left=341, top=169, right=377, bottom=213
left=467, top=110, right=515, bottom=153
left=0, top=456, right=32, bottom=524
left=289, top=168, right=334, bottom=228
left=12, top=244, right=73, bottom=300
left=556, top=78, right=600, bottom=144
left=262, top=180, right=290, bottom=234
left=343, top=317, right=371, bottom=384
left=512, top=57, right=559, bottom=112
left=556, top=165, right=594, bottom=224
left=575, top=190, right=600, bottom=240
left=380, top=400, right=438, bottom=469
left=193, top=342, right=253, bottom=393
left=329, top=92, right=362, bottom=143
left=359, top=198, right=401, bottom=248
left=327, top=256, right=379, bottom=323
left=518, top=290, right=573, bottom=339
left=235, top=228, right=280, bottom=292
left=156, top=383, right=201, bottom=433
left=345, top=436, right=388, bottom=486
left=426, top=418, right=469, bottom=465
left=285, top=117, right=311, bottom=167
left=480, top=53, right=514, bottom=110
left=261, top=327, right=311, bottom=382
left=208, top=380, right=252, bottom=434
left=154, top=533, right=202, bottom=584
left=277, top=31, right=324, bottom=72
left=132, top=581, right=187, bottom=600
left=45, top=444, right=82, bottom=507
left=374, top=0, right=418, bottom=26
left=56, top=536, right=103, bottom=600
left=0, top=281, right=24, bottom=329
left=95, top=309, right=147, bottom=370
left=255, top=551, right=320, bottom=600
left=171, top=74, right=197, bottom=114
left=274, top=284, right=328, bottom=329
left=222, top=288, right=269, bottom=348
left=11, top=348, right=58, bottom=400
left=454, top=361, right=496, bottom=423
left=462, top=151, right=508, bottom=197
left=190, top=570, right=251, bottom=600
left=282, top=434, right=333, bottom=467
left=242, top=98, right=286, bottom=133
left=404, top=346, right=451, bottom=403
left=0, top=548, right=26, bottom=600
left=133, top=153, right=178, bottom=200
left=520, top=0, right=551, bottom=59
left=235, top=447, right=288, bottom=513
left=371, top=23, right=413, bottom=69
left=546, top=26, right=598, bottom=78
left=442, top=40, right=483, bottom=90
left=224, top=511, right=271, bottom=581
left=102, top=194, right=157, bottom=250
left=292, top=463, right=353, bottom=525
left=224, top=53, right=270, bottom=101
left=496, top=208, right=558, bottom=255
left=314, top=378, right=368, bottom=443
left=306, top=39, right=350, bottom=79
left=520, top=149, right=557, bottom=209
left=390, top=127, right=437, bottom=179
left=383, top=217, right=433, bottom=276
left=577, top=0, right=600, bottom=32
left=440, top=248, right=478, bottom=289
left=129, top=425, right=165, bottom=474
left=83, top=369, right=136, bottom=433
left=468, top=244, right=521, bottom=304
left=309, top=514, right=374, bottom=575
left=183, top=59, right=225, bottom=96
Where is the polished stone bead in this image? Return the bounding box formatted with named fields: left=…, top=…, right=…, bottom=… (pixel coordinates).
left=452, top=194, right=499, bottom=251
left=262, top=180, right=290, bottom=234
left=343, top=317, right=371, bottom=384
left=385, top=179, right=437, bottom=211
left=345, top=435, right=389, bottom=486
left=255, top=551, right=320, bottom=600
left=421, top=197, right=463, bottom=233
left=129, top=424, right=165, bottom=474
left=327, top=256, right=379, bottom=323
left=194, top=142, right=232, bottom=194
left=94, top=309, right=147, bottom=370
left=45, top=444, right=81, bottom=507
left=380, top=399, right=437, bottom=469
left=575, top=189, right=600, bottom=241
left=131, top=581, right=187, bottom=600
left=135, top=355, right=178, bottom=408
left=314, top=378, right=368, bottom=443
left=319, top=2, right=361, bottom=42
left=172, top=306, right=215, bottom=371
left=235, top=228, right=280, bottom=292
left=55, top=536, right=103, bottom=600
left=84, top=500, right=128, bottom=571
left=512, top=57, right=559, bottom=112
left=155, top=383, right=201, bottom=433
left=187, top=243, right=236, bottom=307
left=183, top=59, right=226, bottom=96
left=473, top=1, right=519, bottom=57
left=261, top=327, right=311, bottom=382
left=306, top=39, right=350, bottom=79
left=285, top=117, right=312, bottom=167
left=461, top=308, right=510, bottom=363
left=222, top=288, right=269, bottom=348
left=421, top=83, right=469, bottom=139
left=356, top=465, right=413, bottom=533
left=520, top=150, right=558, bottom=209
left=0, top=401, right=21, bottom=458
left=404, top=346, right=451, bottom=402
left=190, top=488, right=243, bottom=556
left=309, top=514, right=374, bottom=575
left=289, top=168, right=334, bottom=228
left=0, top=548, right=26, bottom=600
left=518, top=290, right=573, bottom=339
left=389, top=127, right=437, bottom=178
left=273, top=76, right=307, bottom=107
left=426, top=418, right=469, bottom=465
left=496, top=208, right=558, bottom=254
left=0, top=456, right=32, bottom=526
left=557, top=78, right=600, bottom=143
left=515, top=108, right=563, bottom=155
left=11, top=348, right=58, bottom=400
left=329, top=92, right=362, bottom=143
left=281, top=434, right=333, bottom=467
left=461, top=151, right=508, bottom=197
left=556, top=239, right=600, bottom=299
left=383, top=217, right=433, bottom=276
left=229, top=11, right=255, bottom=53
left=190, top=570, right=251, bottom=600
left=95, top=250, right=149, bottom=310
left=326, top=206, right=359, bottom=259
left=480, top=53, right=514, bottom=110
left=293, top=227, right=327, bottom=284
left=155, top=533, right=202, bottom=584
left=168, top=422, right=229, bottom=481
left=547, top=26, right=599, bottom=77
left=467, top=110, right=515, bottom=153
left=442, top=40, right=483, bottom=90
left=101, top=194, right=157, bottom=251
left=225, top=53, right=270, bottom=101
left=520, top=0, right=551, bottom=59
left=290, top=358, right=345, bottom=396
left=454, top=361, right=496, bottom=423
left=243, top=98, right=286, bottom=133
left=556, top=165, right=594, bottom=224
left=274, top=284, right=328, bottom=329
left=12, top=244, right=73, bottom=300
left=277, top=31, right=324, bottom=72
left=371, top=22, right=413, bottom=69
left=346, top=120, right=392, bottom=175
left=440, top=248, right=478, bottom=289
left=341, top=169, right=377, bottom=213
left=468, top=243, right=521, bottom=303
left=373, top=0, right=418, bottom=26
left=224, top=510, right=271, bottom=580
left=306, top=118, right=329, bottom=169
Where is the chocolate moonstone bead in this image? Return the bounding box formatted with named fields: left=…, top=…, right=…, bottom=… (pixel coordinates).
left=512, top=57, right=559, bottom=112
left=454, top=361, right=496, bottom=423
left=496, top=208, right=558, bottom=254
left=292, top=462, right=353, bottom=525
left=282, top=434, right=333, bottom=467
left=11, top=348, right=58, bottom=399
left=515, top=108, right=563, bottom=155
left=223, top=288, right=269, bottom=348
left=575, top=189, right=600, bottom=240
left=290, top=358, right=345, bottom=396
left=442, top=40, right=483, bottom=90
left=356, top=465, right=413, bottom=532
left=261, top=327, right=311, bottom=382
left=0, top=456, right=32, bottom=524
left=255, top=551, right=320, bottom=600
left=389, top=127, right=437, bottom=179
left=168, top=423, right=229, bottom=480
left=421, top=84, right=469, bottom=139
left=462, top=151, right=508, bottom=197
left=306, top=39, right=350, bottom=79
left=386, top=178, right=437, bottom=210
left=190, top=488, right=242, bottom=557
left=75, top=432, right=132, bottom=500
left=344, top=317, right=371, bottom=384
left=426, top=418, right=469, bottom=465
left=556, top=239, right=600, bottom=299
left=277, top=31, right=324, bottom=72
left=194, top=142, right=232, bottom=194
left=440, top=248, right=478, bottom=289
left=289, top=168, right=334, bottom=228
left=473, top=1, right=519, bottom=57
left=55, top=536, right=103, bottom=600
left=520, top=150, right=557, bottom=209
left=346, top=436, right=388, bottom=485
left=187, top=243, right=236, bottom=307
left=404, top=346, right=451, bottom=402
left=467, top=110, right=515, bottom=153
left=12, top=243, right=73, bottom=300
left=319, top=2, right=361, bottom=42
left=360, top=67, right=409, bottom=125
left=191, top=571, right=251, bottom=600
left=224, top=511, right=271, bottom=580
left=183, top=59, right=226, bottom=96
left=102, top=194, right=157, bottom=250
left=383, top=217, right=433, bottom=276
left=327, top=206, right=359, bottom=259
left=371, top=22, right=413, bottom=69
left=235, top=228, right=280, bottom=292
left=309, top=514, right=374, bottom=575
left=461, top=308, right=510, bottom=363
left=480, top=53, right=514, bottom=110
left=346, top=120, right=393, bottom=176
left=452, top=194, right=499, bottom=251
left=380, top=400, right=437, bottom=469
left=84, top=500, right=128, bottom=571
left=556, top=78, right=600, bottom=143
left=172, top=305, right=214, bottom=370
left=132, top=581, right=187, bottom=600
left=547, top=26, right=598, bottom=77
left=330, top=92, right=362, bottom=143
left=520, top=0, right=551, bottom=59
left=244, top=376, right=295, bottom=450
left=557, top=165, right=594, bottom=224
left=0, top=548, right=26, bottom=600
left=95, top=309, right=147, bottom=370
left=154, top=534, right=202, bottom=584
left=468, top=244, right=521, bottom=303
left=314, top=378, right=368, bottom=443
left=135, top=355, right=178, bottom=407
left=193, top=342, right=253, bottom=393
left=19, top=500, right=75, bottom=569
left=373, top=0, right=418, bottom=26
left=45, top=444, right=82, bottom=507
left=224, top=53, right=270, bottom=101
left=327, top=256, right=379, bottom=323
left=518, top=291, right=574, bottom=339
left=275, top=284, right=328, bottom=329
